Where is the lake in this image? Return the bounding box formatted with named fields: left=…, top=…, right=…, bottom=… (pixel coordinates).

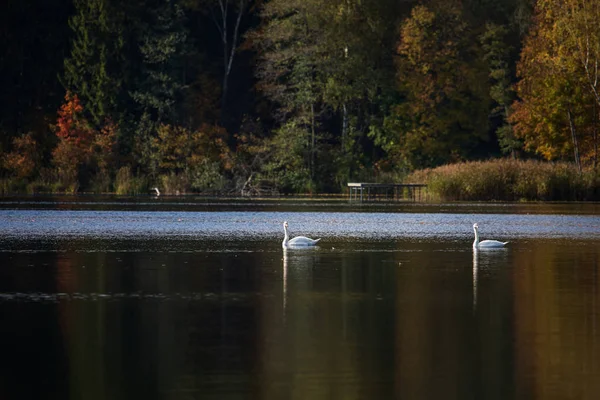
left=1, top=196, right=600, bottom=400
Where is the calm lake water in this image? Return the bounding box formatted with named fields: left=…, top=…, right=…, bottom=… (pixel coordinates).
left=1, top=196, right=600, bottom=400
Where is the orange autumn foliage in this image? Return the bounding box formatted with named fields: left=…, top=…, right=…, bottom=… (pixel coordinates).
left=53, top=92, right=94, bottom=170
left=55, top=92, right=93, bottom=143
left=510, top=0, right=600, bottom=166
left=52, top=92, right=119, bottom=190
left=93, top=118, right=117, bottom=172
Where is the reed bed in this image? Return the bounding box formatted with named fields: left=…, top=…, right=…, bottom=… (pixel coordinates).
left=405, top=159, right=600, bottom=201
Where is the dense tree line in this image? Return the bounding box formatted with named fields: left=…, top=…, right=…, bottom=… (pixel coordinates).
left=1, top=0, right=598, bottom=195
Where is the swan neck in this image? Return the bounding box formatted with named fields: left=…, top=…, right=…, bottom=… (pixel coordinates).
left=282, top=225, right=289, bottom=247
left=473, top=226, right=479, bottom=247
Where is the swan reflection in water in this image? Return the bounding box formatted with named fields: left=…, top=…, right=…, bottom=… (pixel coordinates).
left=282, top=246, right=320, bottom=319
left=472, top=247, right=509, bottom=311
left=283, top=248, right=288, bottom=317
left=473, top=249, right=478, bottom=311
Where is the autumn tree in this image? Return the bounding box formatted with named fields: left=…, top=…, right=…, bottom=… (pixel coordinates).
left=510, top=0, right=600, bottom=169
left=51, top=92, right=118, bottom=191
left=384, top=3, right=490, bottom=170
left=52, top=93, right=94, bottom=190
left=1, top=133, right=42, bottom=179
left=555, top=0, right=600, bottom=168
left=151, top=123, right=232, bottom=192
left=90, top=119, right=117, bottom=189
left=230, top=121, right=272, bottom=195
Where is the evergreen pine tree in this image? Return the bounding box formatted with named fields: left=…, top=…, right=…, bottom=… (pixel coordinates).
left=131, top=0, right=188, bottom=176
left=62, top=0, right=126, bottom=127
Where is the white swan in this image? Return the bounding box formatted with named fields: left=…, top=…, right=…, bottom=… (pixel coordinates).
left=153, top=187, right=160, bottom=196
left=472, top=223, right=508, bottom=249
left=282, top=221, right=320, bottom=248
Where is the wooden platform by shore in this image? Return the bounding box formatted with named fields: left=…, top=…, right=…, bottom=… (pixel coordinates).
left=347, top=182, right=427, bottom=202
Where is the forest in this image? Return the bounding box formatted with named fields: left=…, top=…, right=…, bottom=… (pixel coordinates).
left=1, top=0, right=600, bottom=197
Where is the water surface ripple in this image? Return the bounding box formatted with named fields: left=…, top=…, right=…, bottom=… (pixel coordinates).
left=1, top=209, right=599, bottom=241
left=2, top=200, right=600, bottom=400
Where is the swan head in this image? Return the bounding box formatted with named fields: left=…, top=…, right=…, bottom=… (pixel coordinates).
left=283, top=221, right=288, bottom=229
left=473, top=223, right=478, bottom=230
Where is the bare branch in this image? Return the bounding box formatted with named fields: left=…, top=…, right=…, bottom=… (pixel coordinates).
left=226, top=0, right=246, bottom=77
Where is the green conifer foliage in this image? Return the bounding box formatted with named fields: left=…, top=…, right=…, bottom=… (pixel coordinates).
left=62, top=0, right=126, bottom=127
left=131, top=0, right=189, bottom=176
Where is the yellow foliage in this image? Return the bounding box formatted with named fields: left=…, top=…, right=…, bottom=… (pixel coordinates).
left=2, top=133, right=39, bottom=179
left=152, top=123, right=232, bottom=173
left=512, top=0, right=600, bottom=166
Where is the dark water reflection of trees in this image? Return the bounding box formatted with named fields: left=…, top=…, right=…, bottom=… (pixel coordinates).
left=1, top=236, right=600, bottom=399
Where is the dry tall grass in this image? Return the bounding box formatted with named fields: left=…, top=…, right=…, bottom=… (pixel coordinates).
left=405, top=159, right=600, bottom=201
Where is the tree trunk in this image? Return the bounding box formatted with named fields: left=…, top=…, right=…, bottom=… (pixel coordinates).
left=214, top=0, right=246, bottom=125
left=595, top=103, right=598, bottom=171
left=310, top=103, right=316, bottom=181
left=342, top=103, right=348, bottom=151
left=568, top=109, right=582, bottom=173
left=504, top=105, right=517, bottom=160
left=240, top=172, right=253, bottom=196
